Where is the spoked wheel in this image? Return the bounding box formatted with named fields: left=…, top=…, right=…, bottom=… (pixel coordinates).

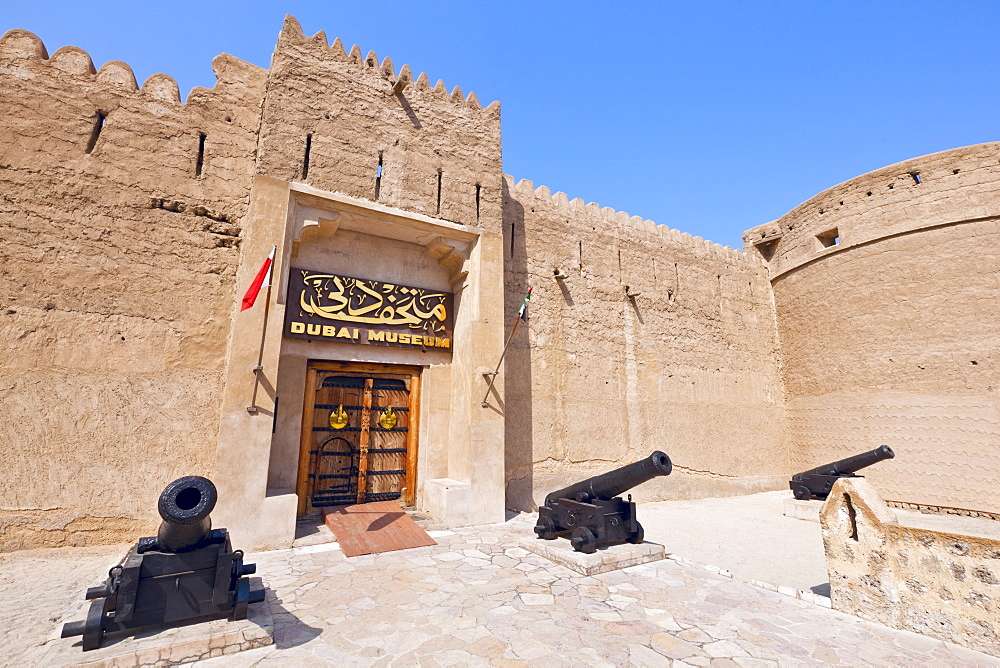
left=627, top=521, right=644, bottom=544
left=533, top=515, right=557, bottom=540
left=571, top=527, right=597, bottom=554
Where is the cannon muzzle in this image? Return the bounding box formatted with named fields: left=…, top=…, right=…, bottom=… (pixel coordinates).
left=155, top=476, right=218, bottom=552
left=544, top=451, right=672, bottom=507
left=793, top=445, right=895, bottom=481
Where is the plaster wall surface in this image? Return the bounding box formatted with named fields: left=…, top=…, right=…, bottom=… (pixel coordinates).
left=0, top=29, right=266, bottom=550
left=822, top=478, right=1000, bottom=657
left=503, top=177, right=787, bottom=510
left=745, top=144, right=1000, bottom=514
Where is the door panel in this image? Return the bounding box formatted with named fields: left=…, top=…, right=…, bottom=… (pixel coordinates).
left=308, top=376, right=364, bottom=508
left=366, top=379, right=410, bottom=502
left=300, top=366, right=417, bottom=514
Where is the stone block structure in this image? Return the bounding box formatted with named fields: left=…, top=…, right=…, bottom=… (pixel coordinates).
left=0, top=16, right=997, bottom=553
left=821, top=478, right=1000, bottom=656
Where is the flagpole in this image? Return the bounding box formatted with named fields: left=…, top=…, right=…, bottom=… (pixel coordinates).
left=246, top=244, right=276, bottom=414
left=480, top=317, right=521, bottom=408
left=248, top=280, right=273, bottom=413
left=481, top=287, right=532, bottom=408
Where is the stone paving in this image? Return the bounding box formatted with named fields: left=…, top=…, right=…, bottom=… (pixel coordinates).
left=4, top=513, right=1000, bottom=666
left=197, top=514, right=996, bottom=667
left=1, top=543, right=128, bottom=666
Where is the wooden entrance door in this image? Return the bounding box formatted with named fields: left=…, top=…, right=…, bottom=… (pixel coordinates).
left=297, top=362, right=420, bottom=515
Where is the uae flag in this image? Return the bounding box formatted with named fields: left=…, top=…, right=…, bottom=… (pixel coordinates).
left=518, top=286, right=533, bottom=322
left=241, top=245, right=275, bottom=311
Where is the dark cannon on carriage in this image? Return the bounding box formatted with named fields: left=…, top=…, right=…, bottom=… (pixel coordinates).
left=789, top=445, right=896, bottom=500
left=61, top=476, right=265, bottom=651
left=534, top=451, right=673, bottom=554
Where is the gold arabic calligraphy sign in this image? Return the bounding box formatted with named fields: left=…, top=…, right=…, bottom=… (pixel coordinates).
left=284, top=268, right=454, bottom=350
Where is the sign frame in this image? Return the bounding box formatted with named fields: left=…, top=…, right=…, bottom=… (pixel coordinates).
left=283, top=267, right=454, bottom=351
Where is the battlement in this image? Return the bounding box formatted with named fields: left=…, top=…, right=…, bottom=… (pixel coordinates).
left=505, top=174, right=751, bottom=266
left=744, top=142, right=1000, bottom=278
left=257, top=16, right=504, bottom=230
left=1, top=17, right=505, bottom=233
left=0, top=28, right=264, bottom=107
left=277, top=15, right=499, bottom=116
left=0, top=24, right=268, bottom=321
left=0, top=18, right=498, bottom=116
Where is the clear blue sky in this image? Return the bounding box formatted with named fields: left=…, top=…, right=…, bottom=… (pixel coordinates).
left=5, top=2, right=999, bottom=249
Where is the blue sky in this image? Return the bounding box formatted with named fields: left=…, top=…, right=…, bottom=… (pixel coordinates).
left=4, top=2, right=998, bottom=249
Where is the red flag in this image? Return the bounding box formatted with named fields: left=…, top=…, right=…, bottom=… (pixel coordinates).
left=241, top=245, right=275, bottom=311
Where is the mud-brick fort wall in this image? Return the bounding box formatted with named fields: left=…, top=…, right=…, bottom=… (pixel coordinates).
left=3, top=15, right=997, bottom=550
left=504, top=179, right=787, bottom=509
left=0, top=30, right=266, bottom=549
left=256, top=18, right=503, bottom=233
left=744, top=143, right=1000, bottom=515
left=0, top=17, right=508, bottom=551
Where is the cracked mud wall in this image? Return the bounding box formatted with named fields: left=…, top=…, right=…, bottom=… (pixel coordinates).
left=746, top=143, right=1000, bottom=515
left=503, top=177, right=787, bottom=510
left=0, top=29, right=267, bottom=549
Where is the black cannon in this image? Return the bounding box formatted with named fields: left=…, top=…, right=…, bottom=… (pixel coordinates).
left=789, top=445, right=895, bottom=500
left=61, top=476, right=265, bottom=651
left=534, top=451, right=672, bottom=554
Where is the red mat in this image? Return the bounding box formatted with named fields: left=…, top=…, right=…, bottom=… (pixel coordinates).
left=322, top=501, right=437, bottom=557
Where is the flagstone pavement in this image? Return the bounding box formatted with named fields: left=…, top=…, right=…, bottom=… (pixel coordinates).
left=192, top=514, right=996, bottom=667
left=4, top=513, right=999, bottom=666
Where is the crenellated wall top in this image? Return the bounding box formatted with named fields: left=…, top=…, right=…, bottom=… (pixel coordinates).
left=274, top=15, right=499, bottom=117
left=743, top=142, right=1000, bottom=280
left=504, top=174, right=753, bottom=266
left=0, top=28, right=266, bottom=105
left=1, top=14, right=498, bottom=117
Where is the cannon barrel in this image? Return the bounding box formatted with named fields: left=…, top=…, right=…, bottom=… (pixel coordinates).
left=544, top=451, right=672, bottom=507
left=793, top=445, right=895, bottom=480
left=155, top=476, right=218, bottom=552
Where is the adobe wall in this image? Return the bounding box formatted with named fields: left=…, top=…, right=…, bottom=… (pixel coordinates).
left=745, top=143, right=1000, bottom=515
left=503, top=177, right=787, bottom=510
left=256, top=17, right=502, bottom=235
left=0, top=30, right=266, bottom=550
left=0, top=16, right=509, bottom=551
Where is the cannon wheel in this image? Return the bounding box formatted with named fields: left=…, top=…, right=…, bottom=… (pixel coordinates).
left=534, top=516, right=557, bottom=540
left=627, top=522, right=644, bottom=544
left=571, top=527, right=597, bottom=554
left=791, top=484, right=812, bottom=501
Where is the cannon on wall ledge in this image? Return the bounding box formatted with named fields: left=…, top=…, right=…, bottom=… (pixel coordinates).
left=789, top=445, right=895, bottom=500
left=61, top=476, right=265, bottom=651
left=534, top=451, right=672, bottom=554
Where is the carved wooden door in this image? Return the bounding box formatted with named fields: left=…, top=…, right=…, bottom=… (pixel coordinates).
left=299, top=365, right=419, bottom=514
